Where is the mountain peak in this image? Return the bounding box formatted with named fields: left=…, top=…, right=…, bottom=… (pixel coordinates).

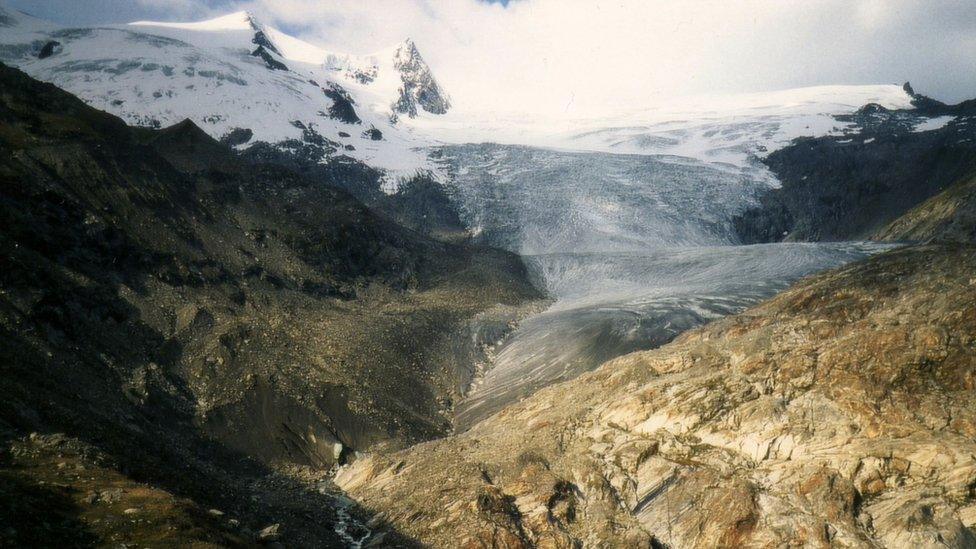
left=320, top=38, right=451, bottom=118
left=390, top=38, right=451, bottom=118
left=394, top=38, right=423, bottom=64
left=246, top=15, right=282, bottom=57
left=399, top=38, right=418, bottom=52
left=241, top=10, right=265, bottom=31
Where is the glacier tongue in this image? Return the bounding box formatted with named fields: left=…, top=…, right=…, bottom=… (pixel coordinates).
left=440, top=142, right=897, bottom=428
left=454, top=241, right=893, bottom=429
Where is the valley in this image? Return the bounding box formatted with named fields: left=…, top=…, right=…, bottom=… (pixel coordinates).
left=1, top=3, right=976, bottom=548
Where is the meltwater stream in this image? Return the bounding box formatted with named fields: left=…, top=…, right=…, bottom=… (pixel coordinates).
left=436, top=144, right=893, bottom=429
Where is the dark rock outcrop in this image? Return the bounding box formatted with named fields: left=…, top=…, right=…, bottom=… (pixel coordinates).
left=37, top=40, right=61, bottom=59
left=250, top=45, right=287, bottom=71
left=903, top=82, right=976, bottom=117
left=363, top=126, right=383, bottom=141
left=251, top=30, right=281, bottom=57
left=246, top=11, right=282, bottom=57
left=220, top=127, right=254, bottom=147
left=322, top=83, right=361, bottom=124
left=734, top=97, right=976, bottom=242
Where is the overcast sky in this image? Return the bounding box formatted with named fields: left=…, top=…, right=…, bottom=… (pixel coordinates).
left=9, top=0, right=976, bottom=115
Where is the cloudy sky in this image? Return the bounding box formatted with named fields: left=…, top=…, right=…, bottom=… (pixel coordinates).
left=9, top=0, right=976, bottom=115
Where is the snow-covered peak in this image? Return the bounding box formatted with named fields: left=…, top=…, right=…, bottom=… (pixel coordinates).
left=394, top=38, right=421, bottom=63
left=127, top=10, right=289, bottom=62
left=0, top=6, right=444, bottom=184
left=125, top=11, right=451, bottom=120
left=129, top=11, right=333, bottom=68
left=319, top=38, right=451, bottom=120
left=0, top=3, right=946, bottom=191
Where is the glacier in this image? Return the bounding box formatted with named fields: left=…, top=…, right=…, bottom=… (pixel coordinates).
left=441, top=144, right=896, bottom=428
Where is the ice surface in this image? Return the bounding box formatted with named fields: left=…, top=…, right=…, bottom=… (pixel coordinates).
left=437, top=143, right=777, bottom=254
left=416, top=85, right=916, bottom=168
left=455, top=242, right=893, bottom=429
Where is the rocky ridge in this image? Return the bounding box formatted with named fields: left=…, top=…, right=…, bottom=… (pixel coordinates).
left=734, top=85, right=976, bottom=243
left=0, top=63, right=538, bottom=546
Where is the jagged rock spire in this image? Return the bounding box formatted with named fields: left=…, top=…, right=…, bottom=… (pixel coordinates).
left=391, top=38, right=451, bottom=118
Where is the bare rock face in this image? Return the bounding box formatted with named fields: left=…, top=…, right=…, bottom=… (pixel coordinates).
left=338, top=244, right=976, bottom=547
left=391, top=39, right=451, bottom=118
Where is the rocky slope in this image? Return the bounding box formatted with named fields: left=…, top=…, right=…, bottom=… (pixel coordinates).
left=734, top=86, right=976, bottom=243
left=338, top=242, right=976, bottom=547
left=875, top=171, right=976, bottom=243
left=0, top=63, right=538, bottom=546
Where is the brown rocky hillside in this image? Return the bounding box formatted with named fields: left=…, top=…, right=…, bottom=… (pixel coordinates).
left=339, top=243, right=976, bottom=548
left=876, top=171, right=976, bottom=243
